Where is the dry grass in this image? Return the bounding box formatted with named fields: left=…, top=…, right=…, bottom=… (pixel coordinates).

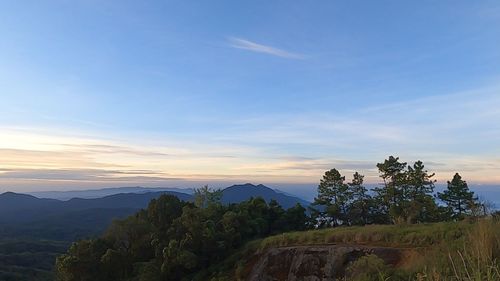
left=198, top=220, right=500, bottom=281
left=418, top=219, right=500, bottom=281
left=253, top=220, right=500, bottom=280
left=257, top=222, right=471, bottom=251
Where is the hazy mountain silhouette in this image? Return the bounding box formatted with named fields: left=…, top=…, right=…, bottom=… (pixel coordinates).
left=1, top=184, right=309, bottom=214
left=28, top=186, right=194, bottom=200
left=0, top=191, right=192, bottom=223
left=222, top=183, right=310, bottom=209
left=61, top=191, right=193, bottom=210
left=0, top=192, right=59, bottom=212
left=0, top=184, right=310, bottom=240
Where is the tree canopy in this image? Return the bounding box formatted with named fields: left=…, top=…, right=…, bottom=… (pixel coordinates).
left=310, top=156, right=481, bottom=227
left=56, top=192, right=307, bottom=281
left=56, top=156, right=486, bottom=281
left=437, top=173, right=477, bottom=220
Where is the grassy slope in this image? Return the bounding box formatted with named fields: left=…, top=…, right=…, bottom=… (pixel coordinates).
left=197, top=220, right=499, bottom=281
left=258, top=222, right=470, bottom=248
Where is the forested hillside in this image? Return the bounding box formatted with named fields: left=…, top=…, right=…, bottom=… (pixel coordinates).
left=56, top=194, right=307, bottom=280
left=0, top=184, right=309, bottom=280
left=55, top=156, right=500, bottom=281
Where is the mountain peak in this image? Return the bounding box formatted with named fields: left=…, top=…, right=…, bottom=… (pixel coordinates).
left=222, top=183, right=309, bottom=209
left=227, top=183, right=271, bottom=190
left=1, top=191, right=36, bottom=199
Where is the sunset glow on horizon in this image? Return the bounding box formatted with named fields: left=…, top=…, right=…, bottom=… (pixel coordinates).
left=1, top=119, right=499, bottom=193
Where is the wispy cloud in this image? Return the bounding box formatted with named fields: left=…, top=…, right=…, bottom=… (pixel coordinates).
left=0, top=168, right=180, bottom=182
left=233, top=158, right=376, bottom=173
left=1, top=83, right=500, bottom=191
left=227, top=37, right=304, bottom=59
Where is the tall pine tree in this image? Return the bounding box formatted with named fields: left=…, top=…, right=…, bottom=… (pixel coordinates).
left=437, top=173, right=477, bottom=220
left=405, top=161, right=437, bottom=223
left=313, top=168, right=350, bottom=226
left=373, top=156, right=407, bottom=223
left=346, top=172, right=372, bottom=225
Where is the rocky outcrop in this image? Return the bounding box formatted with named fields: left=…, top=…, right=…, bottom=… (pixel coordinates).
left=246, top=244, right=408, bottom=281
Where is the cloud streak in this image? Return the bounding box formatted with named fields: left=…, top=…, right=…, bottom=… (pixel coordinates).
left=1, top=83, right=500, bottom=192
left=0, top=168, right=180, bottom=181
left=228, top=37, right=304, bottom=59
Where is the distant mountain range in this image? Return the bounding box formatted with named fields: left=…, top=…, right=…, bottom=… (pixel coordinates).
left=221, top=183, right=310, bottom=209
left=0, top=184, right=310, bottom=241
left=0, top=190, right=192, bottom=222
left=28, top=186, right=194, bottom=200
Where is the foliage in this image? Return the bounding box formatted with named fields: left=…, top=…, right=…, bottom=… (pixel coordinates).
left=55, top=194, right=308, bottom=281
left=311, top=156, right=481, bottom=226
left=373, top=158, right=438, bottom=224
left=374, top=156, right=408, bottom=223
left=437, top=173, right=478, bottom=220
left=345, top=254, right=389, bottom=281
left=54, top=155, right=495, bottom=280
left=193, top=185, right=222, bottom=209
left=313, top=168, right=350, bottom=226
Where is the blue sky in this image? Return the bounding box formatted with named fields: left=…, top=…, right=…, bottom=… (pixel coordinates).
left=0, top=1, right=499, bottom=194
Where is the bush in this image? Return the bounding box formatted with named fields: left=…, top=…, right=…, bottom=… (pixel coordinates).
left=345, top=254, right=389, bottom=281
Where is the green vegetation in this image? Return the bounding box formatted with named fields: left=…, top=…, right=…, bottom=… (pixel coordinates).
left=311, top=156, right=484, bottom=227
left=438, top=173, right=479, bottom=220
left=55, top=193, right=307, bottom=281
left=0, top=208, right=139, bottom=281
left=345, top=254, right=390, bottom=281
left=54, top=204, right=499, bottom=280
left=53, top=155, right=498, bottom=280
left=0, top=239, right=69, bottom=281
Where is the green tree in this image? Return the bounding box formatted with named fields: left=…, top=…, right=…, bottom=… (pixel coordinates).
left=55, top=239, right=108, bottom=281
left=404, top=161, right=438, bottom=223
left=55, top=193, right=309, bottom=281
left=247, top=197, right=271, bottom=236
left=284, top=203, right=307, bottom=231
left=136, top=261, right=162, bottom=281
left=220, top=211, right=242, bottom=248
left=161, top=239, right=197, bottom=280
left=437, top=173, right=477, bottom=220
left=373, top=156, right=407, bottom=223
left=268, top=199, right=286, bottom=233
left=147, top=195, right=185, bottom=232
left=194, top=185, right=222, bottom=209
left=100, top=249, right=129, bottom=280
left=346, top=172, right=372, bottom=225
left=313, top=168, right=350, bottom=226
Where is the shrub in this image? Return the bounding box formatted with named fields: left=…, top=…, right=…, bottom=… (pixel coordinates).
left=345, top=254, right=389, bottom=281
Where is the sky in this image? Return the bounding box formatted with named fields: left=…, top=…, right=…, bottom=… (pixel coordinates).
left=1, top=1, right=500, bottom=196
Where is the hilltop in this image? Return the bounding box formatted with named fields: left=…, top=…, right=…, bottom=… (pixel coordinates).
left=199, top=221, right=499, bottom=280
